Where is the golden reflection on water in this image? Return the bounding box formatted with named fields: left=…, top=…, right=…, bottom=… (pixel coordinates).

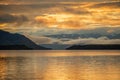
left=0, top=59, right=7, bottom=80
left=0, top=51, right=120, bottom=80
left=40, top=57, right=120, bottom=80
left=0, top=50, right=120, bottom=57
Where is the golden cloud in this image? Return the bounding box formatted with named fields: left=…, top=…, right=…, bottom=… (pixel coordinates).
left=34, top=1, right=120, bottom=30
left=0, top=1, right=119, bottom=31
left=35, top=15, right=57, bottom=26
left=35, top=14, right=85, bottom=29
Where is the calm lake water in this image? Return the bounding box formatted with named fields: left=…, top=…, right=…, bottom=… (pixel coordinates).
left=0, top=50, right=120, bottom=80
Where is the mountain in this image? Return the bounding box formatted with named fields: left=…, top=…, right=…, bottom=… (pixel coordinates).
left=0, top=30, right=50, bottom=50
left=66, top=44, right=120, bottom=50
left=45, top=33, right=120, bottom=39
left=45, top=27, right=120, bottom=39
left=0, top=45, right=32, bottom=50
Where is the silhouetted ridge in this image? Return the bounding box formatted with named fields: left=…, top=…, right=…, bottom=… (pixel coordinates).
left=0, top=30, right=50, bottom=50
left=66, top=45, right=120, bottom=50
left=0, top=45, right=32, bottom=50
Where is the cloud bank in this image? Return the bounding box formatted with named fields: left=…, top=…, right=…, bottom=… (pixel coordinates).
left=26, top=34, right=120, bottom=45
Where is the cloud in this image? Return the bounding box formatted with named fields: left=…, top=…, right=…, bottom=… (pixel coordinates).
left=30, top=1, right=120, bottom=30
left=34, top=9, right=120, bottom=29
left=35, top=15, right=57, bottom=27
left=25, top=34, right=120, bottom=45
left=59, top=20, right=86, bottom=29
left=0, top=1, right=120, bottom=33
left=0, top=3, right=88, bottom=15
left=63, top=7, right=90, bottom=14
left=35, top=14, right=91, bottom=29
left=90, top=1, right=120, bottom=8
left=0, top=13, right=28, bottom=25
left=0, top=0, right=117, bottom=4
left=60, top=37, right=120, bottom=45
left=62, top=37, right=120, bottom=44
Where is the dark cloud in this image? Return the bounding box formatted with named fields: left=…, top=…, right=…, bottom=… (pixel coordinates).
left=90, top=2, right=120, bottom=8
left=0, top=3, right=63, bottom=14
left=1, top=2, right=118, bottom=15
left=0, top=3, right=82, bottom=12
left=0, top=13, right=28, bottom=24
left=0, top=0, right=4, bottom=1
left=0, top=0, right=115, bottom=3
left=0, top=4, right=46, bottom=13
left=64, top=7, right=90, bottom=14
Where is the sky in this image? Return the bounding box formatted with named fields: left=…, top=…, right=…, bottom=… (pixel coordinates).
left=0, top=0, right=120, bottom=45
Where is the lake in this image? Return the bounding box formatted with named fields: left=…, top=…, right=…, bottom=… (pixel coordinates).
left=0, top=50, right=120, bottom=80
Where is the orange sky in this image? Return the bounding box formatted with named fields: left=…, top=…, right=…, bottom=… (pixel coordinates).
left=0, top=1, right=120, bottom=31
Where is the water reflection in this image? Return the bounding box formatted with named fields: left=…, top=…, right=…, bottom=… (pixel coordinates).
left=0, top=51, right=120, bottom=80
left=0, top=58, right=7, bottom=80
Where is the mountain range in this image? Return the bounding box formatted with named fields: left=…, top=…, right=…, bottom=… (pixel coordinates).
left=45, top=27, right=120, bottom=39
left=0, top=29, right=119, bottom=50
